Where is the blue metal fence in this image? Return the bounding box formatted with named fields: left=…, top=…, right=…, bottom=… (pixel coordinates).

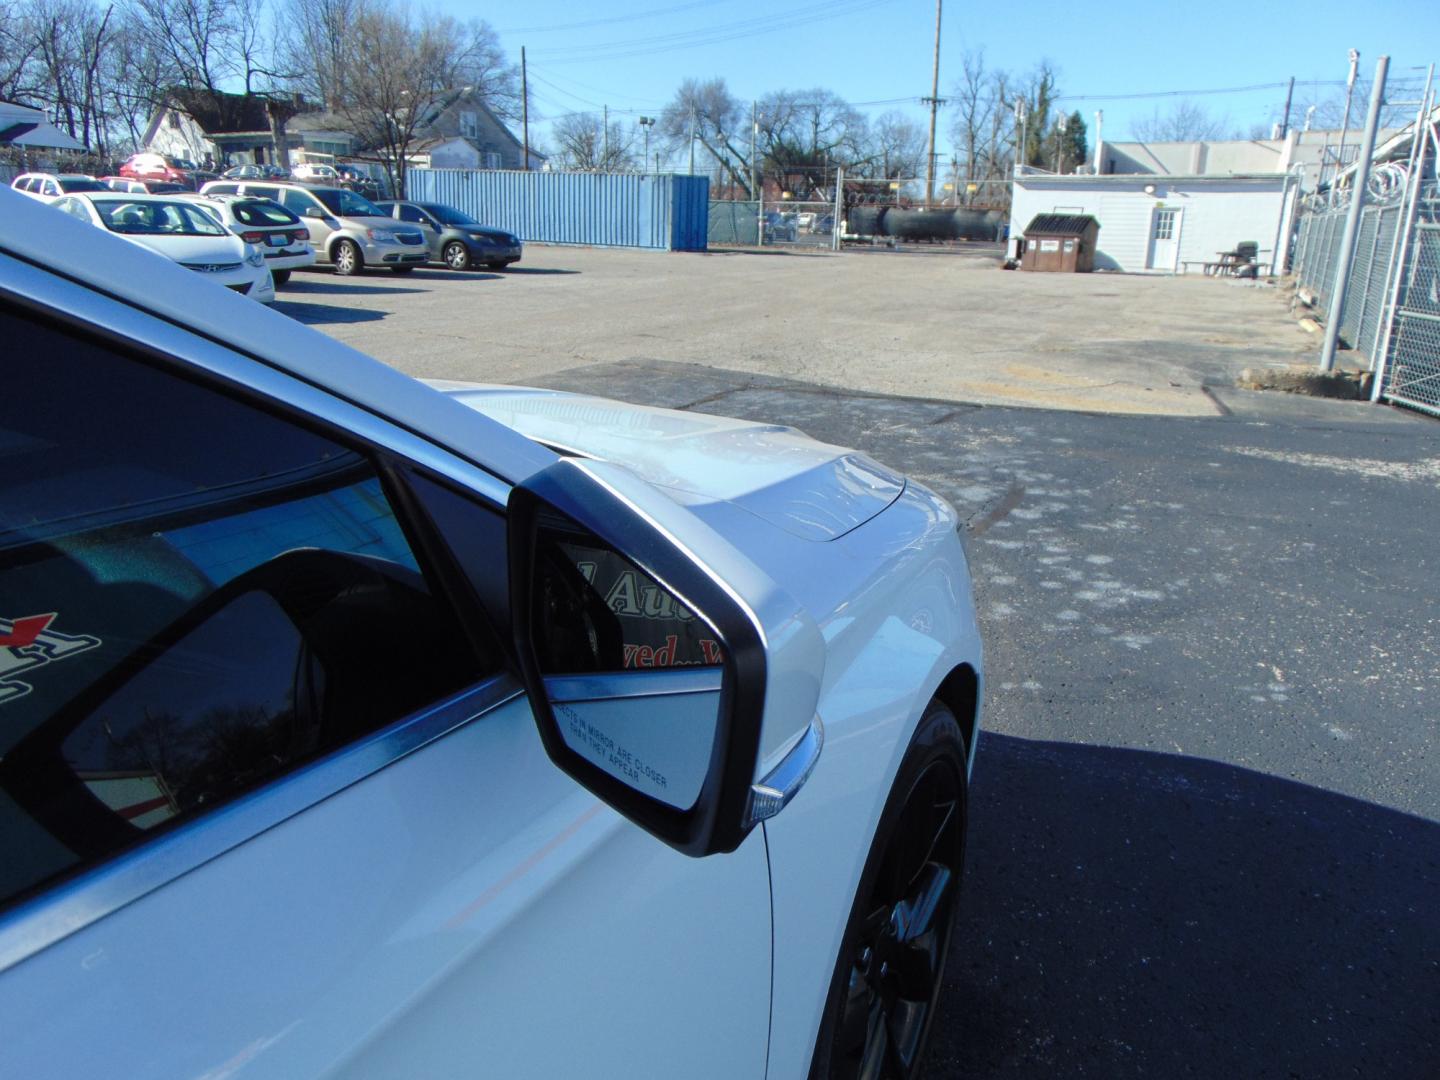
left=408, top=170, right=709, bottom=251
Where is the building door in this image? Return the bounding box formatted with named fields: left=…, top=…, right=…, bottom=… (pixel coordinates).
left=1147, top=207, right=1182, bottom=271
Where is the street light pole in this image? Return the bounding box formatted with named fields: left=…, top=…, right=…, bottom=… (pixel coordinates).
left=638, top=116, right=655, bottom=173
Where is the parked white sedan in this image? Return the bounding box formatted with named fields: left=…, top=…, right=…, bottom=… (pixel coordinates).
left=50, top=191, right=275, bottom=303
left=0, top=186, right=980, bottom=1080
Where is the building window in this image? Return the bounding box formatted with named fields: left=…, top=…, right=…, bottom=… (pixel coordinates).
left=484, top=151, right=502, bottom=170
left=461, top=110, right=478, bottom=139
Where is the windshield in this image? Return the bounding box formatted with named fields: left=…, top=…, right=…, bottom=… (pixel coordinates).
left=59, top=179, right=107, bottom=193
left=426, top=204, right=480, bottom=227
left=95, top=200, right=229, bottom=237
left=314, top=188, right=385, bottom=218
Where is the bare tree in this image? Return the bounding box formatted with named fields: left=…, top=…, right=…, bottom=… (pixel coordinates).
left=756, top=87, right=866, bottom=194
left=866, top=110, right=925, bottom=178
left=282, top=0, right=359, bottom=110
left=659, top=77, right=750, bottom=193
left=336, top=3, right=515, bottom=197
left=550, top=112, right=638, bottom=171
left=1131, top=100, right=1229, bottom=142
left=950, top=49, right=993, bottom=192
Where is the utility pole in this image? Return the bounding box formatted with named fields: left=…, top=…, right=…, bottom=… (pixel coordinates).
left=1319, top=54, right=1388, bottom=373
left=521, top=47, right=529, bottom=170
left=923, top=0, right=943, bottom=206
left=1016, top=98, right=1028, bottom=172
left=750, top=101, right=758, bottom=199
left=602, top=104, right=609, bottom=170
left=1278, top=76, right=1295, bottom=139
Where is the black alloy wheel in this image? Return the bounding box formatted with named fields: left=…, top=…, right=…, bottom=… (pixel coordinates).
left=813, top=700, right=967, bottom=1080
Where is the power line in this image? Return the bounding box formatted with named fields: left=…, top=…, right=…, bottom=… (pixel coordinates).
left=531, top=0, right=894, bottom=64
left=500, top=1, right=728, bottom=36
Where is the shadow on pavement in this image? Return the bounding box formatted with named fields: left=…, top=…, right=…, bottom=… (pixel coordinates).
left=281, top=279, right=423, bottom=296
left=273, top=301, right=387, bottom=325
left=494, top=266, right=581, bottom=275
left=924, top=734, right=1438, bottom=1078
left=410, top=269, right=503, bottom=282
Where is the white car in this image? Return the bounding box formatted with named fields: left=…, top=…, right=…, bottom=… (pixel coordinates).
left=50, top=192, right=275, bottom=303
left=10, top=172, right=108, bottom=202
left=0, top=186, right=981, bottom=1080
left=291, top=162, right=340, bottom=183
left=179, top=192, right=317, bottom=286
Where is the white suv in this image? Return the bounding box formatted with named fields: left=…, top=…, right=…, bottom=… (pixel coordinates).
left=199, top=180, right=427, bottom=275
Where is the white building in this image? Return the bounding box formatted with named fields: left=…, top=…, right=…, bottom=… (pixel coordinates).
left=1010, top=170, right=1298, bottom=274
left=1008, top=127, right=1391, bottom=274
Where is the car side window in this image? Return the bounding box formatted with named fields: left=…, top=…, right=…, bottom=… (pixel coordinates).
left=207, top=183, right=238, bottom=196
left=281, top=189, right=315, bottom=217
left=43, top=180, right=59, bottom=196
left=0, top=306, right=499, bottom=910
left=398, top=204, right=427, bottom=224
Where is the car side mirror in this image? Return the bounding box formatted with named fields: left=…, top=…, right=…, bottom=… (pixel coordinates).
left=508, top=458, right=826, bottom=857
left=303, top=206, right=326, bottom=219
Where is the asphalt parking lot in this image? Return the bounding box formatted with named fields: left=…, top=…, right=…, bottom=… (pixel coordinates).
left=283, top=250, right=1439, bottom=1077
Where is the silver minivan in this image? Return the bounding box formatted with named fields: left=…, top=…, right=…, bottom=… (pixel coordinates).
left=198, top=181, right=427, bottom=275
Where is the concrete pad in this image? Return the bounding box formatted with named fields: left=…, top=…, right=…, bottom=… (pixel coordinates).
left=279, top=243, right=1317, bottom=418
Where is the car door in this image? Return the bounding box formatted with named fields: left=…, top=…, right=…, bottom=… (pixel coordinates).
left=397, top=202, right=443, bottom=260
left=281, top=187, right=337, bottom=254
left=0, top=268, right=773, bottom=1080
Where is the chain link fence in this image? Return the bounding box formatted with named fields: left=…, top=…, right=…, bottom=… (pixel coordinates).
left=1293, top=172, right=1440, bottom=416
left=709, top=198, right=838, bottom=249
left=1385, top=188, right=1440, bottom=415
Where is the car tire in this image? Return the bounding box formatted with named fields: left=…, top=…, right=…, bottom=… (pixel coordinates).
left=331, top=239, right=362, bottom=276
left=444, top=242, right=472, bottom=271
left=271, top=269, right=291, bottom=287
left=807, top=698, right=968, bottom=1080
left=390, top=266, right=415, bottom=275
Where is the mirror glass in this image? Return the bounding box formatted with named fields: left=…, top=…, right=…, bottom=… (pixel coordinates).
left=532, top=520, right=724, bottom=810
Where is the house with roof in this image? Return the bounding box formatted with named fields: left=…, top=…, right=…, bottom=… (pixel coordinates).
left=142, top=87, right=539, bottom=173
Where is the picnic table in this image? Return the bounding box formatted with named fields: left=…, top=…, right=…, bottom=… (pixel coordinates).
left=1203, top=249, right=1272, bottom=277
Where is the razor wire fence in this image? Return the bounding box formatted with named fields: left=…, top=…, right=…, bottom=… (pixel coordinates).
left=1292, top=172, right=1440, bottom=416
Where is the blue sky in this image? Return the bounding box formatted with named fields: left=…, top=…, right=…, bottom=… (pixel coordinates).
left=439, top=0, right=1435, bottom=157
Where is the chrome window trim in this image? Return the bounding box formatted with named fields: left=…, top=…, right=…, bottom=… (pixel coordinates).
left=0, top=252, right=513, bottom=508
left=544, top=667, right=723, bottom=702
left=0, top=674, right=525, bottom=975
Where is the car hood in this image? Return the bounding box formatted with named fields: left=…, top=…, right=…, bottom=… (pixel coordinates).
left=461, top=227, right=514, bottom=242
left=430, top=382, right=904, bottom=542
left=114, top=232, right=245, bottom=264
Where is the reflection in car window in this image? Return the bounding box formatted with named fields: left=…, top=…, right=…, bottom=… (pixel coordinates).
left=313, top=188, right=384, bottom=218
left=398, top=204, right=429, bottom=224
left=93, top=199, right=227, bottom=236
left=0, top=309, right=494, bottom=910
left=532, top=523, right=723, bottom=674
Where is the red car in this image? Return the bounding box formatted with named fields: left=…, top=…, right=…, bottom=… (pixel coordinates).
left=118, top=153, right=198, bottom=187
